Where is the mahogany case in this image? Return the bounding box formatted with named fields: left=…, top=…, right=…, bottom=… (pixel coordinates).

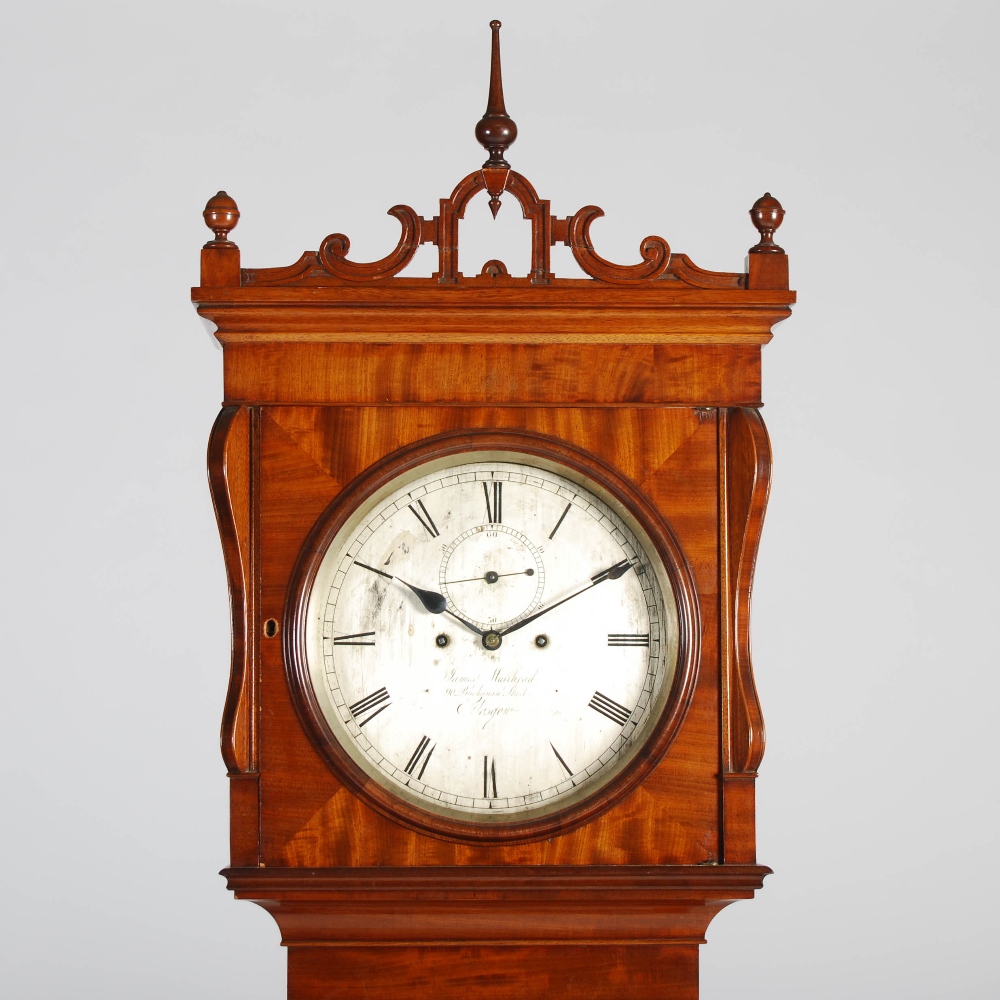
left=194, top=21, right=794, bottom=999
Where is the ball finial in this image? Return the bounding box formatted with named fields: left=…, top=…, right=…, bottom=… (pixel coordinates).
left=203, top=191, right=240, bottom=245
left=748, top=192, right=785, bottom=254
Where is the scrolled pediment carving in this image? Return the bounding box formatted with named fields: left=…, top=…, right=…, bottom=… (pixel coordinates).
left=209, top=22, right=785, bottom=293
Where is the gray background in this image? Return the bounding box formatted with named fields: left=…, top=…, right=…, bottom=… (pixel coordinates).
left=2, top=1, right=997, bottom=996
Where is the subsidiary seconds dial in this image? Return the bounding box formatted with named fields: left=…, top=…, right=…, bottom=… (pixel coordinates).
left=299, top=451, right=687, bottom=829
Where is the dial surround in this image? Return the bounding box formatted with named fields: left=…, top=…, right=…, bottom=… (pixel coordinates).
left=287, top=436, right=699, bottom=843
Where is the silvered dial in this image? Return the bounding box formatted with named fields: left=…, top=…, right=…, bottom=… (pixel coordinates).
left=304, top=454, right=681, bottom=823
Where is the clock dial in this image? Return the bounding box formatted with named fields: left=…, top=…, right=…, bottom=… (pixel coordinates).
left=302, top=452, right=684, bottom=825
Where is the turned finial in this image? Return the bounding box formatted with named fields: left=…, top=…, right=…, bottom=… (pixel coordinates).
left=475, top=21, right=517, bottom=167
left=475, top=20, right=518, bottom=217
left=748, top=192, right=785, bottom=254
left=203, top=191, right=240, bottom=246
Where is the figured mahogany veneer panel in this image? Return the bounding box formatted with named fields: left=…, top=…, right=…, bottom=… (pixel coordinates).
left=254, top=405, right=721, bottom=867
left=221, top=342, right=762, bottom=407
left=287, top=944, right=700, bottom=1000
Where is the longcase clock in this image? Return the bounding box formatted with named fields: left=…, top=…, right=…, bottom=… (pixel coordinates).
left=195, top=21, right=794, bottom=1000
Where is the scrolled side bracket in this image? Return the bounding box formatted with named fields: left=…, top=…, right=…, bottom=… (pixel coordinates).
left=318, top=204, right=424, bottom=281
left=725, top=407, right=770, bottom=775
left=560, top=206, right=671, bottom=284
left=208, top=406, right=256, bottom=775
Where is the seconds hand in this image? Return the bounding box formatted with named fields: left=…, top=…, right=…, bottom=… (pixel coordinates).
left=443, top=568, right=535, bottom=585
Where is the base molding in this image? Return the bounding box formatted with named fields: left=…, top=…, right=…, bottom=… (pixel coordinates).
left=223, top=865, right=769, bottom=998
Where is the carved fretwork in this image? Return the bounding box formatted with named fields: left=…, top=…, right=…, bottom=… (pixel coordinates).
left=317, top=205, right=422, bottom=282
left=228, top=22, right=782, bottom=291
left=239, top=164, right=759, bottom=288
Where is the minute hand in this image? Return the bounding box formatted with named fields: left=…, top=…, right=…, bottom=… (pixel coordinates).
left=499, top=558, right=634, bottom=637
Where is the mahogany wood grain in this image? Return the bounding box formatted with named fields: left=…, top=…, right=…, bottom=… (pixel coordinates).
left=200, top=244, right=240, bottom=287
left=566, top=204, right=671, bottom=283
left=208, top=405, right=254, bottom=775
left=203, top=191, right=240, bottom=242
left=725, top=407, right=770, bottom=777
left=476, top=21, right=517, bottom=173
left=219, top=343, right=763, bottom=408
left=317, top=205, right=422, bottom=282
left=227, top=773, right=260, bottom=868
left=749, top=192, right=786, bottom=254
left=200, top=177, right=790, bottom=291
left=196, top=284, right=792, bottom=341
left=721, top=773, right=758, bottom=866
left=283, top=427, right=702, bottom=845
left=208, top=406, right=262, bottom=865
left=748, top=251, right=790, bottom=290
left=198, top=19, right=793, bottom=996
left=286, top=944, right=700, bottom=1000
left=717, top=408, right=770, bottom=863
left=253, top=405, right=720, bottom=867
left=235, top=250, right=751, bottom=289
left=223, top=865, right=770, bottom=940
left=224, top=865, right=768, bottom=999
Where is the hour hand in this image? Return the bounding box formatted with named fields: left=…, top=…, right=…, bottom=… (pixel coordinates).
left=354, top=560, right=484, bottom=636
left=354, top=560, right=446, bottom=613
left=400, top=580, right=447, bottom=614
left=406, top=583, right=487, bottom=638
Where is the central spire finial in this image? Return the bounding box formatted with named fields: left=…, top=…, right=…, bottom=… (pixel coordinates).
left=475, top=20, right=518, bottom=217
